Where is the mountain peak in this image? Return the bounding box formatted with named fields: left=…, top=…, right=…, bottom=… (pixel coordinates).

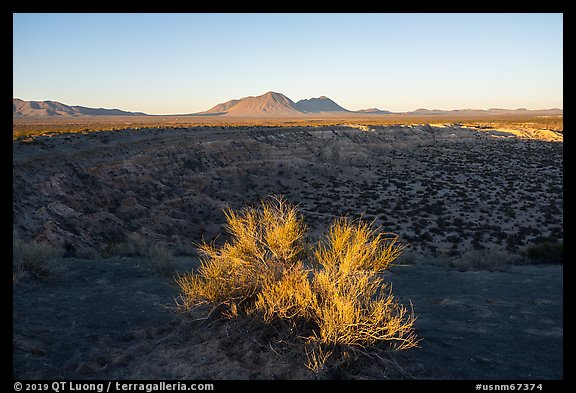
left=200, top=92, right=352, bottom=116
left=294, top=96, right=349, bottom=113
left=13, top=98, right=146, bottom=117
left=202, top=91, right=298, bottom=117
left=355, top=108, right=392, bottom=114
left=201, top=92, right=350, bottom=116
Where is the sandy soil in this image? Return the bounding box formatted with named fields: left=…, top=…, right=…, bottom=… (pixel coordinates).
left=13, top=257, right=562, bottom=379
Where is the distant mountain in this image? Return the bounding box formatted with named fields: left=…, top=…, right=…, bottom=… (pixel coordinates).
left=13, top=98, right=147, bottom=117
left=508, top=108, right=563, bottom=115
left=408, top=108, right=448, bottom=115
left=404, top=107, right=563, bottom=116
left=198, top=92, right=351, bottom=116
left=225, top=92, right=300, bottom=116
left=198, top=92, right=299, bottom=116
left=202, top=98, right=242, bottom=115
left=355, top=108, right=393, bottom=114
left=14, top=96, right=563, bottom=118
left=294, top=96, right=350, bottom=113
left=198, top=94, right=563, bottom=117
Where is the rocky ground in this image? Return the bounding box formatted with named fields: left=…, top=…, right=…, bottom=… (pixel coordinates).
left=12, top=124, right=563, bottom=259
left=13, top=257, right=562, bottom=380
left=13, top=124, right=563, bottom=380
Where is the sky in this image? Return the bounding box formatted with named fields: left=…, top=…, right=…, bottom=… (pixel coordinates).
left=13, top=13, right=563, bottom=115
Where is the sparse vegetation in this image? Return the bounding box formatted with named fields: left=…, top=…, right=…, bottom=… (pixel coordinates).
left=446, top=249, right=524, bottom=272
left=13, top=114, right=563, bottom=140
left=101, top=233, right=150, bottom=258
left=522, top=240, right=563, bottom=264
left=101, top=233, right=176, bottom=275
left=14, top=122, right=562, bottom=265
left=176, top=196, right=418, bottom=372
left=145, top=244, right=177, bottom=276
left=13, top=238, right=63, bottom=281
left=13, top=119, right=564, bottom=379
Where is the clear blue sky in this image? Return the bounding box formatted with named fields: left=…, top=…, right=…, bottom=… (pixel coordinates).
left=13, top=13, right=563, bottom=115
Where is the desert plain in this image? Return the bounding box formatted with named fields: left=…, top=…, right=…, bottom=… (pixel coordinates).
left=12, top=115, right=563, bottom=380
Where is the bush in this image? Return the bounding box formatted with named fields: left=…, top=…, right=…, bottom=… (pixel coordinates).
left=523, top=241, right=563, bottom=264
left=176, top=196, right=418, bottom=372
left=13, top=238, right=63, bottom=281
left=145, top=244, right=176, bottom=276
left=177, top=196, right=308, bottom=312
left=100, top=233, right=176, bottom=275
left=447, top=249, right=523, bottom=272
left=101, top=232, right=150, bottom=257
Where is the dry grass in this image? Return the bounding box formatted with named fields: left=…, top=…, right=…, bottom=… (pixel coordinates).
left=310, top=218, right=415, bottom=348
left=177, top=196, right=308, bottom=312
left=13, top=238, right=63, bottom=282
left=446, top=249, right=525, bottom=272
left=522, top=241, right=563, bottom=264
left=144, top=245, right=177, bottom=276
left=101, top=233, right=176, bottom=275
left=100, top=233, right=150, bottom=257
left=176, top=196, right=418, bottom=372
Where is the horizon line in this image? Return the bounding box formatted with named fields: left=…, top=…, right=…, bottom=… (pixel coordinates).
left=13, top=97, right=563, bottom=117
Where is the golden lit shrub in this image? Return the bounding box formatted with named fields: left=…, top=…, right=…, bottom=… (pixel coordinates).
left=255, top=263, right=318, bottom=322
left=176, top=196, right=418, bottom=371
left=176, top=196, right=307, bottom=313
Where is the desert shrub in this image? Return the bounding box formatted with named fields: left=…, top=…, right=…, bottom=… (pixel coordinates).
left=177, top=196, right=308, bottom=313
left=144, top=244, right=176, bottom=276
left=172, top=240, right=198, bottom=257
left=13, top=238, right=63, bottom=281
left=101, top=232, right=150, bottom=257
left=176, top=196, right=418, bottom=372
left=309, top=217, right=416, bottom=353
left=255, top=263, right=318, bottom=323
left=100, top=233, right=176, bottom=275
left=522, top=241, right=563, bottom=264
left=447, top=249, right=524, bottom=272
left=419, top=231, right=433, bottom=242
left=395, top=248, right=419, bottom=265
left=446, top=234, right=463, bottom=244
